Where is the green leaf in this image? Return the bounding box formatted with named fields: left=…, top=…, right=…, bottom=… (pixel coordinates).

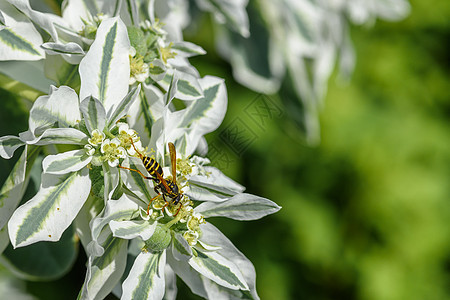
left=122, top=251, right=166, bottom=300
left=79, top=17, right=131, bottom=113
left=8, top=168, right=91, bottom=248
left=42, top=149, right=92, bottom=175
left=80, top=228, right=128, bottom=300
left=80, top=96, right=107, bottom=134
left=195, top=193, right=281, bottom=220
left=189, top=248, right=249, bottom=291
left=0, top=225, right=78, bottom=280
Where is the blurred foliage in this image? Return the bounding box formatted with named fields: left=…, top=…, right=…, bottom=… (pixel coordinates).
left=0, top=0, right=449, bottom=299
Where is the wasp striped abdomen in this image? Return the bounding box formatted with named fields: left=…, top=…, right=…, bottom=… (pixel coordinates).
left=142, top=156, right=163, bottom=179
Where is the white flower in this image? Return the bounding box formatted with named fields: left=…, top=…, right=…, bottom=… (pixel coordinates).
left=101, top=138, right=126, bottom=167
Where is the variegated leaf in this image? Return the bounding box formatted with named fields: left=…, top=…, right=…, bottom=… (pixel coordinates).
left=195, top=193, right=281, bottom=220
left=160, top=71, right=203, bottom=101
left=42, top=149, right=92, bottom=175
left=186, top=166, right=245, bottom=201
left=0, top=135, right=24, bottom=159
left=87, top=194, right=139, bottom=257
left=122, top=250, right=166, bottom=300
left=28, top=85, right=81, bottom=134
left=109, top=219, right=156, bottom=240
left=167, top=251, right=208, bottom=299
left=189, top=248, right=249, bottom=291
left=200, top=222, right=259, bottom=299
left=8, top=0, right=61, bottom=41
left=120, top=157, right=153, bottom=203
left=163, top=264, right=178, bottom=300
left=8, top=168, right=91, bottom=248
left=105, top=85, right=141, bottom=129
left=171, top=41, right=206, bottom=57
left=103, top=163, right=120, bottom=202
left=199, top=0, right=250, bottom=37
left=0, top=1, right=44, bottom=61
left=41, top=41, right=85, bottom=56
left=22, top=128, right=88, bottom=146
left=80, top=96, right=107, bottom=134
left=81, top=228, right=128, bottom=300
left=171, top=232, right=192, bottom=261
left=79, top=17, right=131, bottom=113
left=0, top=145, right=27, bottom=230
left=148, top=59, right=166, bottom=82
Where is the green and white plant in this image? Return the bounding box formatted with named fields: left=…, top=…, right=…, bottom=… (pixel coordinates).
left=0, top=1, right=281, bottom=299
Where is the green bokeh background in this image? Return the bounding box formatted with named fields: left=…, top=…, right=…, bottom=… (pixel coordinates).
left=0, top=0, right=449, bottom=299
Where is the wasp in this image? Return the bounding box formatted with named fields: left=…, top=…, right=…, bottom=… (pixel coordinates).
left=120, top=140, right=183, bottom=215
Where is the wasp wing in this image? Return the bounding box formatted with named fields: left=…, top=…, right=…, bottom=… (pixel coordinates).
left=168, top=142, right=177, bottom=184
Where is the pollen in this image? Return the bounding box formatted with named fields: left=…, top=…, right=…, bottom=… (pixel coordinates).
left=160, top=42, right=176, bottom=64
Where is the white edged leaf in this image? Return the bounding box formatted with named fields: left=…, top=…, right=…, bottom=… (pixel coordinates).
left=0, top=135, right=24, bottom=159
left=200, top=222, right=259, bottom=299
left=41, top=41, right=85, bottom=55
left=102, top=162, right=120, bottom=201
left=42, top=149, right=92, bottom=175
left=167, top=251, right=208, bottom=299
left=127, top=83, right=164, bottom=146
left=197, top=0, right=250, bottom=37
left=175, top=71, right=203, bottom=101
left=186, top=166, right=245, bottom=201
left=171, top=41, right=206, bottom=57
left=74, top=193, right=104, bottom=252
left=189, top=248, right=249, bottom=291
left=0, top=1, right=44, bottom=60
left=7, top=168, right=91, bottom=248
left=81, top=228, right=128, bottom=300
left=28, top=85, right=81, bottom=134
left=80, top=96, right=107, bottom=134
left=109, top=219, right=156, bottom=240
left=0, top=145, right=28, bottom=230
left=120, top=157, right=154, bottom=203
left=105, top=85, right=141, bottom=129
left=122, top=250, right=166, bottom=300
left=87, top=194, right=139, bottom=257
left=79, top=17, right=131, bottom=113
left=195, top=193, right=281, bottom=220
left=164, top=264, right=178, bottom=300
left=148, top=59, right=167, bottom=81
left=8, top=0, right=62, bottom=41
left=171, top=232, right=192, bottom=261
left=23, top=128, right=88, bottom=146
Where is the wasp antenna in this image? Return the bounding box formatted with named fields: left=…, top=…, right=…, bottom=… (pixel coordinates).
left=129, top=137, right=144, bottom=159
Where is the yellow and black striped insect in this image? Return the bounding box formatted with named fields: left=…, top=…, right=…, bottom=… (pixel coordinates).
left=119, top=140, right=183, bottom=215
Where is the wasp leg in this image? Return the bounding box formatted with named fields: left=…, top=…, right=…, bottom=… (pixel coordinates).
left=173, top=203, right=183, bottom=217
left=146, top=194, right=161, bottom=215
left=119, top=165, right=153, bottom=180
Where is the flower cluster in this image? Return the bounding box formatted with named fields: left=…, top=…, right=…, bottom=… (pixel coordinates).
left=0, top=1, right=280, bottom=299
